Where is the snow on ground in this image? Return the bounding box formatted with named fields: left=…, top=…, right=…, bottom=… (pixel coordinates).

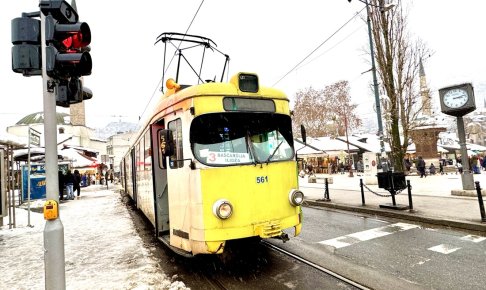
left=0, top=186, right=189, bottom=290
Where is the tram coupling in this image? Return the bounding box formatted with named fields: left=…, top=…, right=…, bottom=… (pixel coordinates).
left=273, top=232, right=290, bottom=242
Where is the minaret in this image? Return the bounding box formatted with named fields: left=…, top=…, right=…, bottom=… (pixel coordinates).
left=419, top=58, right=432, bottom=116
left=70, top=100, right=86, bottom=126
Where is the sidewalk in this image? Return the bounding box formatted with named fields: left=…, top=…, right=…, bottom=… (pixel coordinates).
left=0, top=185, right=188, bottom=290
left=300, top=172, right=486, bottom=232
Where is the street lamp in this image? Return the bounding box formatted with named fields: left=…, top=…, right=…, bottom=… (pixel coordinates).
left=350, top=0, right=394, bottom=166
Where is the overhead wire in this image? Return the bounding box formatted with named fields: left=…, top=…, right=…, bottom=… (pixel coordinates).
left=272, top=6, right=366, bottom=87
left=137, top=0, right=205, bottom=123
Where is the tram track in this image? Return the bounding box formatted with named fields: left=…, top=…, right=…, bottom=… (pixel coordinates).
left=261, top=240, right=371, bottom=290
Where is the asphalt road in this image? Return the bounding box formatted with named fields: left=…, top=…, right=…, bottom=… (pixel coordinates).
left=269, top=206, right=486, bottom=290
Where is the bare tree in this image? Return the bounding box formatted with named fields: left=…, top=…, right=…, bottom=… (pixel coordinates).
left=369, top=0, right=431, bottom=171
left=292, top=80, right=361, bottom=138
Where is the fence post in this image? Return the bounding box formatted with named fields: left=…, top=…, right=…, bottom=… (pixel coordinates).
left=407, top=180, right=413, bottom=211
left=360, top=178, right=365, bottom=206
left=324, top=177, right=330, bottom=201
left=474, top=181, right=486, bottom=222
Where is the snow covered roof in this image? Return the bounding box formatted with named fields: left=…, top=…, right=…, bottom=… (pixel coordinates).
left=294, top=139, right=326, bottom=156
left=0, top=132, right=27, bottom=148
left=60, top=148, right=99, bottom=168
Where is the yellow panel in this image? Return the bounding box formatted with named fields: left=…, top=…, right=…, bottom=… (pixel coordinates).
left=199, top=161, right=301, bottom=241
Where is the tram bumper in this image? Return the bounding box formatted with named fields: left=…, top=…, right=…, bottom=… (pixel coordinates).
left=254, top=214, right=301, bottom=239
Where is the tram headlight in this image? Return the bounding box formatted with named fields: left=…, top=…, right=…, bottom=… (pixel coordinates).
left=289, top=189, right=304, bottom=206
left=212, top=199, right=233, bottom=219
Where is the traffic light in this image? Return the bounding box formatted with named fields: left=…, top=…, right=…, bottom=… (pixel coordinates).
left=11, top=13, right=42, bottom=76
left=40, top=0, right=92, bottom=107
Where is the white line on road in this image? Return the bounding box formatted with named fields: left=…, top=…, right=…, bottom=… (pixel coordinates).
left=318, top=222, right=420, bottom=249
left=428, top=244, right=461, bottom=254
left=460, top=235, right=486, bottom=243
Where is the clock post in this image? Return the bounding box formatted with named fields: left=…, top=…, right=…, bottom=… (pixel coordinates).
left=439, top=83, right=476, bottom=190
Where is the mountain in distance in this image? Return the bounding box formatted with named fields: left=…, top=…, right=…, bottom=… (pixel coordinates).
left=94, top=121, right=140, bottom=140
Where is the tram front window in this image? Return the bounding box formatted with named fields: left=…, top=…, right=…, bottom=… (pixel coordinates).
left=190, top=113, right=294, bottom=166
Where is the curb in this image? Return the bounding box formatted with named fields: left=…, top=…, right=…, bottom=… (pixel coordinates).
left=304, top=199, right=486, bottom=233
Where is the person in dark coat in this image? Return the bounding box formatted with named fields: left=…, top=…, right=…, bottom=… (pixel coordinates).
left=65, top=169, right=75, bottom=199
left=58, top=170, right=65, bottom=200
left=73, top=170, right=81, bottom=197
left=417, top=156, right=426, bottom=178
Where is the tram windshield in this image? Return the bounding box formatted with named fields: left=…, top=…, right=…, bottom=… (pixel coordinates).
left=190, top=113, right=294, bottom=166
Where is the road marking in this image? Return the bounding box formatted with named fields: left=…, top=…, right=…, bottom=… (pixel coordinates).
left=428, top=244, right=461, bottom=254
left=318, top=222, right=419, bottom=249
left=460, top=235, right=486, bottom=243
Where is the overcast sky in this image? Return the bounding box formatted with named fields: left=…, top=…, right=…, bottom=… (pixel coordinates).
left=2, top=0, right=485, bottom=131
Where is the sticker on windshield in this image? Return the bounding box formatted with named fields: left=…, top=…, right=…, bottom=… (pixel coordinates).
left=207, top=152, right=250, bottom=164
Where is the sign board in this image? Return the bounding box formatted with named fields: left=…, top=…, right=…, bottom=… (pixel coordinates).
left=30, top=132, right=41, bottom=146
left=363, top=152, right=378, bottom=185
left=21, top=163, right=69, bottom=201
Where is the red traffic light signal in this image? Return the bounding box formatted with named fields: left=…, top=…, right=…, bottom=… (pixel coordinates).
left=44, top=15, right=91, bottom=78
left=45, top=18, right=91, bottom=50
left=40, top=0, right=93, bottom=108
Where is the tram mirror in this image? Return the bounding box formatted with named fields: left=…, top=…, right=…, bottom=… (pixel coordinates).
left=300, top=125, right=307, bottom=144
left=159, top=129, right=175, bottom=157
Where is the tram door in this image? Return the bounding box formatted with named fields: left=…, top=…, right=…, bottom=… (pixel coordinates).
left=151, top=123, right=170, bottom=236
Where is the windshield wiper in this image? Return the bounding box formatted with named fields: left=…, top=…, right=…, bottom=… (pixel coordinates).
left=245, top=131, right=259, bottom=166
left=265, top=141, right=284, bottom=164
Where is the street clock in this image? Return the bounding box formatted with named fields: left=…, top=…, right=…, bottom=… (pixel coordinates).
left=439, top=83, right=476, bottom=116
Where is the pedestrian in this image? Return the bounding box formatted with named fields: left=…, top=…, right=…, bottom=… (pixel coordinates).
left=339, top=162, right=345, bottom=174
left=65, top=169, right=75, bottom=200
left=105, top=171, right=110, bottom=188
left=82, top=173, right=87, bottom=187
left=73, top=169, right=81, bottom=198
left=58, top=170, right=65, bottom=200
left=439, top=162, right=444, bottom=175
left=357, top=159, right=364, bottom=174
left=417, top=156, right=426, bottom=178
left=307, top=164, right=314, bottom=176
left=110, top=172, right=114, bottom=183
left=457, top=162, right=463, bottom=174
left=404, top=158, right=411, bottom=172
left=429, top=163, right=436, bottom=175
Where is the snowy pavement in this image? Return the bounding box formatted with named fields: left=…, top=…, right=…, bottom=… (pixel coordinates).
left=1, top=187, right=189, bottom=290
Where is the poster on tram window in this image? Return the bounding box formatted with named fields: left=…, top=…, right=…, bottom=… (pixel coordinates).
left=21, top=163, right=70, bottom=201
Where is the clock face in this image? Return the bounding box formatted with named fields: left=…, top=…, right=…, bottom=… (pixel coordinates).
left=443, top=88, right=468, bottom=108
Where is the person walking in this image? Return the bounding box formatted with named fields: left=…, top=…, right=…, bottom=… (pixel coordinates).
left=417, top=156, right=426, bottom=178
left=58, top=170, right=65, bottom=200
left=73, top=170, right=81, bottom=198
left=82, top=173, right=87, bottom=187
left=105, top=171, right=110, bottom=189
left=65, top=169, right=75, bottom=200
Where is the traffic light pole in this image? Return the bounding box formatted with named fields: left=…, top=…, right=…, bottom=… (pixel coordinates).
left=41, top=11, right=66, bottom=290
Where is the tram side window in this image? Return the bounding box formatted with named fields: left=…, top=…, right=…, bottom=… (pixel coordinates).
left=168, top=119, right=183, bottom=169
left=144, top=131, right=151, bottom=171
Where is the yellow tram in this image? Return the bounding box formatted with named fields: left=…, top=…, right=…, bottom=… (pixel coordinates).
left=121, top=34, right=303, bottom=256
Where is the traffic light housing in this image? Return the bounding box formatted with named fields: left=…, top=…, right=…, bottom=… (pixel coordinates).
left=11, top=14, right=42, bottom=76
left=40, top=0, right=92, bottom=106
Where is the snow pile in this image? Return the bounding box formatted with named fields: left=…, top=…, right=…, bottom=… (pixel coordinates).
left=0, top=188, right=189, bottom=290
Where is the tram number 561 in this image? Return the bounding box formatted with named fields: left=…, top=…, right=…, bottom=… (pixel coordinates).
left=256, top=176, right=268, bottom=183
